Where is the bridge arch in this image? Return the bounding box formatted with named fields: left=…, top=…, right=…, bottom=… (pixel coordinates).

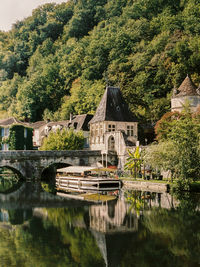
left=0, top=164, right=26, bottom=180
left=0, top=165, right=23, bottom=178
left=41, top=162, right=72, bottom=181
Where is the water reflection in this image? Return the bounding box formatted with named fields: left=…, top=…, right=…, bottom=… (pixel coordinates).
left=0, top=182, right=199, bottom=266
left=0, top=167, right=22, bottom=193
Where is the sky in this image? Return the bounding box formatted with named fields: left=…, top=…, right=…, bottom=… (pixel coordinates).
left=0, top=0, right=67, bottom=32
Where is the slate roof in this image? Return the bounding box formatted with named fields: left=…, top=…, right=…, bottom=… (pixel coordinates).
left=70, top=114, right=93, bottom=131
left=89, top=87, right=137, bottom=124
left=37, top=114, right=93, bottom=132
left=0, top=117, right=29, bottom=127
left=175, top=75, right=199, bottom=97
left=46, top=120, right=69, bottom=128
left=31, top=121, right=47, bottom=129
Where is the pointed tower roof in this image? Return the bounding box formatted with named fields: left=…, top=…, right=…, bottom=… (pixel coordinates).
left=89, top=87, right=137, bottom=124
left=176, top=75, right=198, bottom=97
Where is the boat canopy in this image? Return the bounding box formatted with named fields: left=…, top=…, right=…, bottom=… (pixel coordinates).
left=57, top=166, right=100, bottom=174
left=57, top=166, right=116, bottom=175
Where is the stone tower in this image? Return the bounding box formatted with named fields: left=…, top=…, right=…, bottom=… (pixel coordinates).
left=89, top=86, right=138, bottom=169
left=171, top=75, right=200, bottom=112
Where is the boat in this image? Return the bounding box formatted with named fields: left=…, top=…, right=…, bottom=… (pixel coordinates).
left=56, top=166, right=122, bottom=193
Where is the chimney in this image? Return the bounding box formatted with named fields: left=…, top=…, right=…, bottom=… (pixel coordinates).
left=70, top=113, right=73, bottom=123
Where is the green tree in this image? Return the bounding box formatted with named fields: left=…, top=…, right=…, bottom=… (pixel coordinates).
left=125, top=146, right=142, bottom=177
left=145, top=109, right=200, bottom=183
left=40, top=128, right=84, bottom=151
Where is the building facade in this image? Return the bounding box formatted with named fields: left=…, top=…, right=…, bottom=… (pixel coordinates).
left=32, top=114, right=93, bottom=149
left=89, top=86, right=138, bottom=168
left=0, top=118, right=32, bottom=150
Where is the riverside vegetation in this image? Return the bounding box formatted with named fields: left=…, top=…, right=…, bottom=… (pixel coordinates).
left=1, top=0, right=200, bottom=125
left=125, top=107, right=200, bottom=190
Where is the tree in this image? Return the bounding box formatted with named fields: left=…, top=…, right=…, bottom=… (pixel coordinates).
left=40, top=128, right=84, bottom=151
left=125, top=146, right=142, bottom=178
left=145, top=109, right=200, bottom=183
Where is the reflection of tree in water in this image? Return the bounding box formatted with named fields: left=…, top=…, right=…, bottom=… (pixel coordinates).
left=136, top=193, right=200, bottom=267
left=8, top=209, right=32, bottom=225
left=0, top=207, right=104, bottom=267
left=0, top=167, right=22, bottom=194
left=0, top=191, right=199, bottom=266
left=94, top=192, right=200, bottom=267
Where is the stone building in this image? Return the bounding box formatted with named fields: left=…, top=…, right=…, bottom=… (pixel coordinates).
left=171, top=75, right=200, bottom=112
left=32, top=114, right=93, bottom=149
left=89, top=86, right=138, bottom=168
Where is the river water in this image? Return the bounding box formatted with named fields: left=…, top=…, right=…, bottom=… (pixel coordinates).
left=0, top=181, right=199, bottom=267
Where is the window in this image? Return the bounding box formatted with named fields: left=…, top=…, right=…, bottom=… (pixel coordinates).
left=108, top=136, right=115, bottom=151
left=24, top=128, right=27, bottom=138
left=73, top=122, right=78, bottom=129
left=2, top=143, right=9, bottom=151
left=100, top=124, right=103, bottom=135
left=108, top=124, right=115, bottom=132
left=95, top=125, right=99, bottom=136
left=127, top=125, right=134, bottom=136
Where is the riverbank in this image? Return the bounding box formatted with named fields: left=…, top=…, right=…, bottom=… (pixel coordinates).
left=122, top=179, right=200, bottom=193
left=122, top=179, right=170, bottom=192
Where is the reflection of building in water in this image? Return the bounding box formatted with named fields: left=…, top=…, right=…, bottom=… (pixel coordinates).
left=89, top=191, right=178, bottom=234
left=90, top=192, right=179, bottom=267
left=121, top=190, right=179, bottom=210
left=89, top=198, right=138, bottom=267
left=89, top=199, right=138, bottom=233
left=148, top=192, right=178, bottom=209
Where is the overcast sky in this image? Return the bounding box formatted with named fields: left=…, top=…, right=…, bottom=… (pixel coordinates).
left=0, top=0, right=67, bottom=32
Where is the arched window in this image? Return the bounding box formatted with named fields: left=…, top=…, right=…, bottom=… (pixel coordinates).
left=108, top=136, right=115, bottom=151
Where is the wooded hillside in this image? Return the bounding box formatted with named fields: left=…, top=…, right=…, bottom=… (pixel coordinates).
left=0, top=0, right=200, bottom=123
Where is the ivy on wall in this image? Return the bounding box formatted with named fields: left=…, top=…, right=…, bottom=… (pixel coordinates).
left=0, top=125, right=33, bottom=150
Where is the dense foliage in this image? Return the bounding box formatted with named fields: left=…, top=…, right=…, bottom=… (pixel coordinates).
left=8, top=125, right=33, bottom=150
left=144, top=108, right=200, bottom=183
left=40, top=128, right=84, bottom=150
left=0, top=125, right=33, bottom=150
left=1, top=0, right=200, bottom=122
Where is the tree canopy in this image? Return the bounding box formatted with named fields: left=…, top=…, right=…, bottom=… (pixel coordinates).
left=39, top=128, right=84, bottom=151
left=1, top=0, right=200, bottom=122
left=144, top=108, right=200, bottom=182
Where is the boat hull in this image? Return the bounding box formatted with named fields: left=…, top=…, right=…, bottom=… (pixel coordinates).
left=56, top=175, right=122, bottom=193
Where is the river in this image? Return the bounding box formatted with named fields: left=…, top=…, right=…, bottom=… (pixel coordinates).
left=0, top=180, right=199, bottom=267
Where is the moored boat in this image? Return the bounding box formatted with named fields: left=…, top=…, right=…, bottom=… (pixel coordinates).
left=56, top=166, right=122, bottom=193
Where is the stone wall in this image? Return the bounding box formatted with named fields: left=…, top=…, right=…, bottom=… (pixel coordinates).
left=171, top=95, right=200, bottom=112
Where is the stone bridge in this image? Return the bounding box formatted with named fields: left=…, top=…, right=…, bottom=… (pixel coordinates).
left=0, top=150, right=117, bottom=180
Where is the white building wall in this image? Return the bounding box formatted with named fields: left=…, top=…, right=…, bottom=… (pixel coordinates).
left=171, top=95, right=200, bottom=112
left=90, top=121, right=138, bottom=169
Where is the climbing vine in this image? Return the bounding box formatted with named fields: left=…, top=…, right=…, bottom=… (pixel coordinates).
left=0, top=125, right=33, bottom=150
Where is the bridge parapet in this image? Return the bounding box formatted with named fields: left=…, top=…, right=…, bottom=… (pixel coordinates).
left=0, top=150, right=117, bottom=180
